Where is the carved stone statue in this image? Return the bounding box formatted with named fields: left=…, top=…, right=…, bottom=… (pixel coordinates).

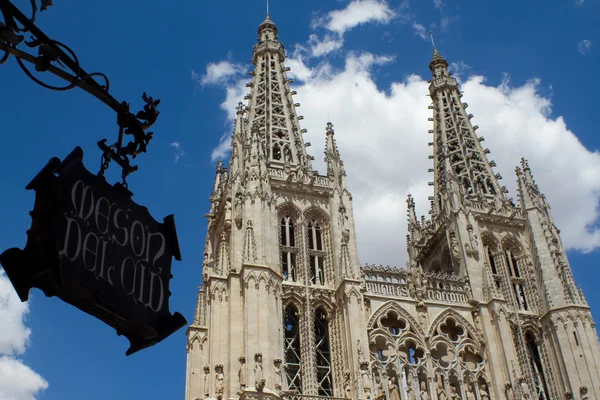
left=215, top=367, right=224, bottom=399
left=360, top=366, right=372, bottom=397
left=238, top=357, right=247, bottom=390
left=406, top=381, right=416, bottom=400
left=450, top=232, right=460, bottom=263
left=357, top=340, right=365, bottom=362
left=203, top=366, right=211, bottom=397
left=389, top=376, right=401, bottom=400
left=274, top=359, right=283, bottom=391
left=234, top=194, right=243, bottom=230
left=479, top=383, right=490, bottom=400
left=344, top=372, right=352, bottom=399
left=254, top=353, right=265, bottom=390
left=449, top=385, right=460, bottom=400
left=505, top=382, right=515, bottom=400
left=437, top=379, right=447, bottom=400
left=465, top=384, right=476, bottom=400
left=420, top=381, right=430, bottom=400
left=518, top=376, right=531, bottom=399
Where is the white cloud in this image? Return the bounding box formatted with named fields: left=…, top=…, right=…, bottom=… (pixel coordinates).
left=203, top=32, right=600, bottom=265
left=575, top=0, right=584, bottom=5
left=170, top=141, right=185, bottom=163
left=433, top=0, right=443, bottom=10
left=412, top=23, right=429, bottom=41
left=308, top=34, right=344, bottom=58
left=577, top=39, right=592, bottom=55
left=0, top=271, right=48, bottom=400
left=318, top=0, right=395, bottom=35
left=194, top=61, right=244, bottom=87
left=289, top=58, right=600, bottom=264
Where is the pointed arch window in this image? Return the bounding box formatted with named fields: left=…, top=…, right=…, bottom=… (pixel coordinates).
left=525, top=332, right=550, bottom=399
left=308, top=219, right=326, bottom=285
left=280, top=215, right=297, bottom=282
left=505, top=247, right=528, bottom=310
left=486, top=247, right=498, bottom=275
left=273, top=143, right=282, bottom=161
left=314, top=308, right=332, bottom=396
left=284, top=305, right=302, bottom=393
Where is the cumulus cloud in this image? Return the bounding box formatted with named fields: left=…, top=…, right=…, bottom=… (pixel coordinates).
left=577, top=39, right=592, bottom=55
left=318, top=0, right=395, bottom=35
left=207, top=50, right=600, bottom=265
left=193, top=61, right=244, bottom=87
left=305, top=0, right=395, bottom=57
left=0, top=271, right=48, bottom=400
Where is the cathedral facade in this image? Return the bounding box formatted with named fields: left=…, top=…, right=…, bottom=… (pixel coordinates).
left=185, top=16, right=600, bottom=400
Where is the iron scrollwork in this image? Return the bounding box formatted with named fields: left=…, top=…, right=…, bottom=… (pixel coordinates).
left=0, top=0, right=160, bottom=184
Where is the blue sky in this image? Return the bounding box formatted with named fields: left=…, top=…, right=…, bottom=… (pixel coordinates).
left=0, top=0, right=599, bottom=399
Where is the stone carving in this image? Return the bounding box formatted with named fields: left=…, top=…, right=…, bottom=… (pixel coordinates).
left=357, top=340, right=365, bottom=362
left=234, top=194, right=243, bottom=230
left=465, top=224, right=479, bottom=258
left=254, top=353, right=265, bottom=391
left=360, top=362, right=372, bottom=398
left=203, top=366, right=211, bottom=397
left=389, top=376, right=401, bottom=400
left=238, top=357, right=246, bottom=390
left=406, top=381, right=417, bottom=400
left=215, top=364, right=224, bottom=400
left=274, top=359, right=283, bottom=391
left=449, top=231, right=460, bottom=264
left=437, top=378, right=447, bottom=400
left=518, top=375, right=531, bottom=399
left=479, top=383, right=490, bottom=400
left=344, top=372, right=352, bottom=399
left=580, top=386, right=589, bottom=400
left=449, top=385, right=460, bottom=400
left=420, top=381, right=430, bottom=400
left=465, top=384, right=476, bottom=400
left=505, top=382, right=515, bottom=400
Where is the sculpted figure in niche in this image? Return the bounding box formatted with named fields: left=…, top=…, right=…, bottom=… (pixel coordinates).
left=406, top=371, right=416, bottom=400
left=420, top=381, right=430, bottom=400
left=388, top=376, right=401, bottom=400
left=360, top=367, right=372, bottom=397
left=465, top=384, right=476, bottom=400
left=449, top=385, right=460, bottom=400
left=254, top=353, right=265, bottom=390
left=215, top=368, right=224, bottom=399
left=480, top=383, right=490, bottom=400
left=437, top=378, right=447, bottom=400
left=274, top=359, right=283, bottom=391
left=225, top=198, right=232, bottom=224
left=450, top=233, right=460, bottom=263
left=344, top=372, right=352, bottom=399
left=238, top=357, right=246, bottom=390
left=505, top=382, right=515, bottom=400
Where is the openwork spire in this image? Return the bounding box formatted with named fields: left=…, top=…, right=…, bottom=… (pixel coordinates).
left=240, top=15, right=311, bottom=173
left=428, top=48, right=505, bottom=215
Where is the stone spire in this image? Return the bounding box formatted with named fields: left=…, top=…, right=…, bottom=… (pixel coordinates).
left=241, top=14, right=311, bottom=174
left=324, top=122, right=346, bottom=188
left=428, top=48, right=505, bottom=215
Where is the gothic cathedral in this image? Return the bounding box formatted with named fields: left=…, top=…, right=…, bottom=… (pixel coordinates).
left=185, top=15, right=600, bottom=400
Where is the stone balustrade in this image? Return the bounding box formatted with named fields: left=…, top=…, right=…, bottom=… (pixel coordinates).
left=362, top=265, right=470, bottom=305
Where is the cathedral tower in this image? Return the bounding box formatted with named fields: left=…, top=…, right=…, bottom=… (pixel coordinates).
left=187, top=16, right=600, bottom=400
left=186, top=15, right=368, bottom=400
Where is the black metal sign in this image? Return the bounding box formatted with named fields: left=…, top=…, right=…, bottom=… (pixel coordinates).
left=0, top=147, right=186, bottom=355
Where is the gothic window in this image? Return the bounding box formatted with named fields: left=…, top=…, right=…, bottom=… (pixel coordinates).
left=273, top=143, right=282, bottom=160
left=280, top=215, right=297, bottom=282
left=308, top=220, right=326, bottom=285
left=283, top=145, right=293, bottom=163
left=486, top=178, right=497, bottom=195
left=461, top=177, right=473, bottom=194
left=314, top=308, right=333, bottom=396
left=284, top=305, right=302, bottom=393
left=504, top=245, right=528, bottom=310
left=525, top=331, right=550, bottom=399
left=486, top=247, right=498, bottom=275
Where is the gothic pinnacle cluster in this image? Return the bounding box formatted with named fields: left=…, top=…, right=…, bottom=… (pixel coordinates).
left=187, top=17, right=600, bottom=400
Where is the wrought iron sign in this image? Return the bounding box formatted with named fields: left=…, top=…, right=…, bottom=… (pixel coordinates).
left=0, top=0, right=187, bottom=355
